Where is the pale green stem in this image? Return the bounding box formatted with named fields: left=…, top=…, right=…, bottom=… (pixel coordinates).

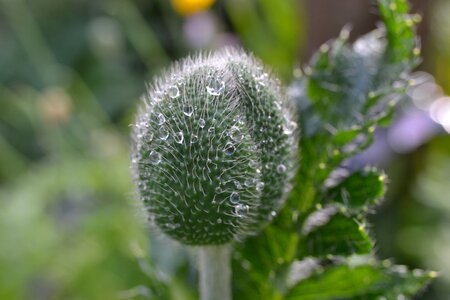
left=198, top=245, right=232, bottom=300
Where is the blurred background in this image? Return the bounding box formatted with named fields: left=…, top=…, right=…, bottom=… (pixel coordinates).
left=0, top=0, right=449, bottom=299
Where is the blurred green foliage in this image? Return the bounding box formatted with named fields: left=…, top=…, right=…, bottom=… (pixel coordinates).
left=0, top=0, right=449, bottom=299
left=0, top=37, right=156, bottom=296
left=0, top=0, right=178, bottom=298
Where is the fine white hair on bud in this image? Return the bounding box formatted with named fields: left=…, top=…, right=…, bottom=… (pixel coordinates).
left=131, top=47, right=298, bottom=245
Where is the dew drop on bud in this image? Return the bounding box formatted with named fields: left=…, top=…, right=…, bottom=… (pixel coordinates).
left=230, top=192, right=240, bottom=204
left=206, top=77, right=225, bottom=96
left=190, top=134, right=198, bottom=144
left=199, top=118, right=206, bottom=128
left=154, top=113, right=166, bottom=125
left=208, top=127, right=215, bottom=135
left=159, top=126, right=169, bottom=140
left=265, top=162, right=273, bottom=169
left=277, top=164, right=287, bottom=173
left=244, top=178, right=254, bottom=187
left=149, top=150, right=161, bottom=164
left=283, top=121, right=298, bottom=135
left=268, top=210, right=277, bottom=221
left=256, top=181, right=265, bottom=192
left=229, top=126, right=244, bottom=142
left=234, top=180, right=242, bottom=189
left=168, top=85, right=180, bottom=98
left=174, top=131, right=184, bottom=144
left=235, top=204, right=249, bottom=217
left=223, top=142, right=236, bottom=156
left=183, top=105, right=194, bottom=117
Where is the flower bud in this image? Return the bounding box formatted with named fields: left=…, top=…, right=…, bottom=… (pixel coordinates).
left=131, top=48, right=297, bottom=245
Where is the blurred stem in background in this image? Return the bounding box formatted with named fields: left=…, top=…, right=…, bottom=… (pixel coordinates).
left=1, top=0, right=110, bottom=126
left=225, top=0, right=303, bottom=80
left=1, top=0, right=57, bottom=86
left=106, top=0, right=170, bottom=71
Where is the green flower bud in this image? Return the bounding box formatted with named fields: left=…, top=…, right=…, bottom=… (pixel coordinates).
left=131, top=48, right=298, bottom=245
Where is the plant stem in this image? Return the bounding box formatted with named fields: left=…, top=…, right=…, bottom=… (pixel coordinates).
left=198, top=245, right=232, bottom=300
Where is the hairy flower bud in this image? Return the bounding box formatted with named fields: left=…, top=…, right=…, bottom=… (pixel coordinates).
left=131, top=48, right=297, bottom=245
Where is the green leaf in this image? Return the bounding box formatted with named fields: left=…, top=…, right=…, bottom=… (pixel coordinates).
left=306, top=34, right=376, bottom=129
left=285, top=259, right=434, bottom=300
left=287, top=0, right=420, bottom=211
left=325, top=168, right=387, bottom=210
left=378, top=0, right=419, bottom=66
left=305, top=0, right=419, bottom=131
left=299, top=209, right=373, bottom=258
left=233, top=223, right=299, bottom=300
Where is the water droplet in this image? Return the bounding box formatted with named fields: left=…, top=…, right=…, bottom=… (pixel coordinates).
left=159, top=126, right=169, bottom=140
left=190, top=134, right=198, bottom=144
left=198, top=118, right=206, bottom=128
left=229, top=126, right=244, bottom=142
left=215, top=186, right=222, bottom=193
left=223, top=142, right=236, bottom=156
left=168, top=85, right=180, bottom=98
left=206, top=77, right=225, bottom=96
left=149, top=151, right=161, bottom=164
left=244, top=178, right=254, bottom=187
left=234, top=180, right=242, bottom=189
left=183, top=105, right=194, bottom=117
left=268, top=210, right=277, bottom=221
left=217, top=218, right=222, bottom=224
left=256, top=181, right=265, bottom=192
left=235, top=204, right=249, bottom=217
left=277, top=164, right=287, bottom=173
left=208, top=127, right=215, bottom=134
left=153, top=113, right=166, bottom=125
left=174, top=131, right=184, bottom=144
left=230, top=192, right=240, bottom=204
left=283, top=121, right=298, bottom=135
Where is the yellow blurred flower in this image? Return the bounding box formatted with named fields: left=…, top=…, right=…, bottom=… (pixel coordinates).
left=171, top=0, right=215, bottom=16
